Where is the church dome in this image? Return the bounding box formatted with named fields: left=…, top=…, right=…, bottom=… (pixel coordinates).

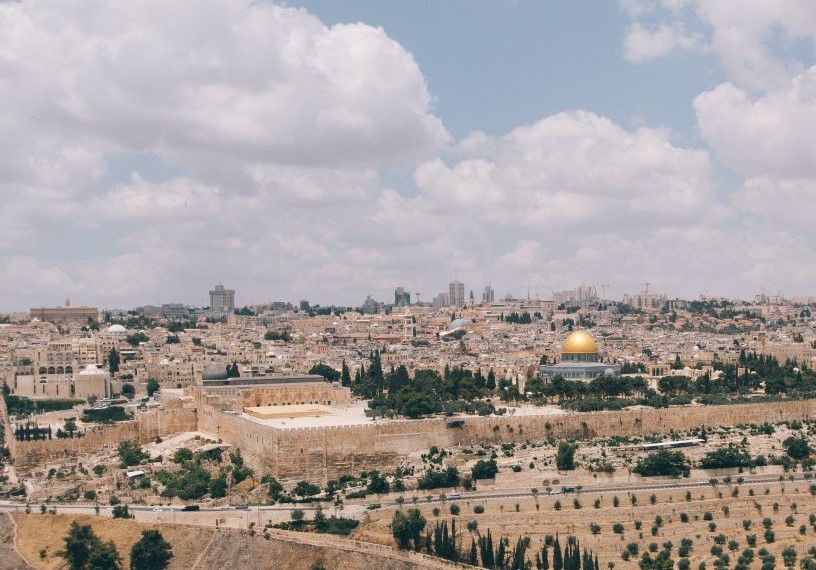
left=562, top=330, right=598, bottom=355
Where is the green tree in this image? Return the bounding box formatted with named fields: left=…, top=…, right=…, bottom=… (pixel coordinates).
left=471, top=459, right=499, bottom=480
left=209, top=476, right=227, bottom=498
left=146, top=378, right=160, bottom=397
left=556, top=442, right=577, bottom=471
left=633, top=450, right=691, bottom=477
left=341, top=360, right=352, bottom=387
left=88, top=540, right=121, bottom=570
left=108, top=348, right=120, bottom=375
left=117, top=440, right=147, bottom=467
left=121, top=383, right=135, bottom=399
left=293, top=480, right=321, bottom=497
left=309, top=364, right=340, bottom=383
left=172, top=448, right=193, bottom=463
left=130, top=529, right=173, bottom=570
left=783, top=436, right=810, bottom=460
left=264, top=476, right=283, bottom=500
left=57, top=521, right=121, bottom=570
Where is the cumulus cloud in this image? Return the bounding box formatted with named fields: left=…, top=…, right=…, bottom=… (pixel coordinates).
left=2, top=0, right=816, bottom=309
left=620, top=0, right=816, bottom=90
left=0, top=0, right=448, bottom=172
left=695, top=67, right=816, bottom=179
left=623, top=22, right=703, bottom=62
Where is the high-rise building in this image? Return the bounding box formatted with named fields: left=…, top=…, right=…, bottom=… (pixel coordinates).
left=209, top=284, right=235, bottom=312
left=553, top=285, right=598, bottom=308
left=622, top=290, right=667, bottom=310
left=361, top=295, right=381, bottom=314
left=432, top=292, right=450, bottom=311
left=483, top=285, right=495, bottom=304
left=394, top=286, right=411, bottom=306
left=449, top=280, right=465, bottom=308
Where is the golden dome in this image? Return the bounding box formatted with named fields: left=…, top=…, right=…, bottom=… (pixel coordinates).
left=562, top=330, right=598, bottom=354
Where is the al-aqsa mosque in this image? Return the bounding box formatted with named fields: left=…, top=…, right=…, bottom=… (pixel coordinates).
left=539, top=330, right=621, bottom=381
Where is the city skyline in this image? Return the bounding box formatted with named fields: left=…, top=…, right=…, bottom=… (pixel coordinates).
left=2, top=1, right=816, bottom=310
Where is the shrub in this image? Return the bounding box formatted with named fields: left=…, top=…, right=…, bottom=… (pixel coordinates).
left=634, top=450, right=691, bottom=477
left=471, top=459, right=499, bottom=480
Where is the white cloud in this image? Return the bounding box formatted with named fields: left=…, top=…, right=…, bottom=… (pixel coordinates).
left=623, top=22, right=703, bottom=62
left=621, top=0, right=816, bottom=90
left=695, top=67, right=816, bottom=179
left=0, top=0, right=448, bottom=176
left=3, top=0, right=816, bottom=309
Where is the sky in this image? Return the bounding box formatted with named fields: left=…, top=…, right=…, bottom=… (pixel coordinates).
left=1, top=0, right=816, bottom=310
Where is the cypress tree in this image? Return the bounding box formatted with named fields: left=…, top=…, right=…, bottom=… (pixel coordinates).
left=341, top=360, right=351, bottom=387
left=496, top=538, right=506, bottom=570
left=537, top=545, right=549, bottom=570
left=487, top=368, right=496, bottom=391
left=469, top=539, right=478, bottom=566
left=553, top=535, right=563, bottom=570
left=512, top=536, right=527, bottom=570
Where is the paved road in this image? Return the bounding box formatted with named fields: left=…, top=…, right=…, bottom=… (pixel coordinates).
left=0, top=471, right=808, bottom=526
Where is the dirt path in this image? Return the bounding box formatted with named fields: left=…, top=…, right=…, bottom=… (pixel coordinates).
left=0, top=513, right=33, bottom=570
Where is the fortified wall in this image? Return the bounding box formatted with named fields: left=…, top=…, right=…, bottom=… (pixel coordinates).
left=7, top=397, right=814, bottom=479
left=7, top=408, right=196, bottom=471
left=197, top=399, right=815, bottom=484
left=11, top=422, right=140, bottom=471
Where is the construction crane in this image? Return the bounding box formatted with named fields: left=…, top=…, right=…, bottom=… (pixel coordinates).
left=600, top=283, right=611, bottom=301
left=414, top=292, right=423, bottom=305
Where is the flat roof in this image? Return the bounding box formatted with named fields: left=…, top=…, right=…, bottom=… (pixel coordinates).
left=200, top=374, right=326, bottom=387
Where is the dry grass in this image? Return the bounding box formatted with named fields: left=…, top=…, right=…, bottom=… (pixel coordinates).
left=13, top=513, right=213, bottom=570
left=359, top=480, right=816, bottom=569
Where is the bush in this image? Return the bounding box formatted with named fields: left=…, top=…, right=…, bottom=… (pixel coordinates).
left=634, top=450, right=691, bottom=477
left=699, top=444, right=754, bottom=469
left=417, top=467, right=460, bottom=490
left=293, top=481, right=321, bottom=498
left=783, top=436, right=810, bottom=460
left=473, top=505, right=485, bottom=514
left=117, top=440, right=148, bottom=467
left=172, top=448, right=193, bottom=463
left=471, top=459, right=498, bottom=480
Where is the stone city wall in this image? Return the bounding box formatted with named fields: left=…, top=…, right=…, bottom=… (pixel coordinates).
left=195, top=399, right=815, bottom=484
left=136, top=408, right=198, bottom=443
left=11, top=421, right=140, bottom=471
